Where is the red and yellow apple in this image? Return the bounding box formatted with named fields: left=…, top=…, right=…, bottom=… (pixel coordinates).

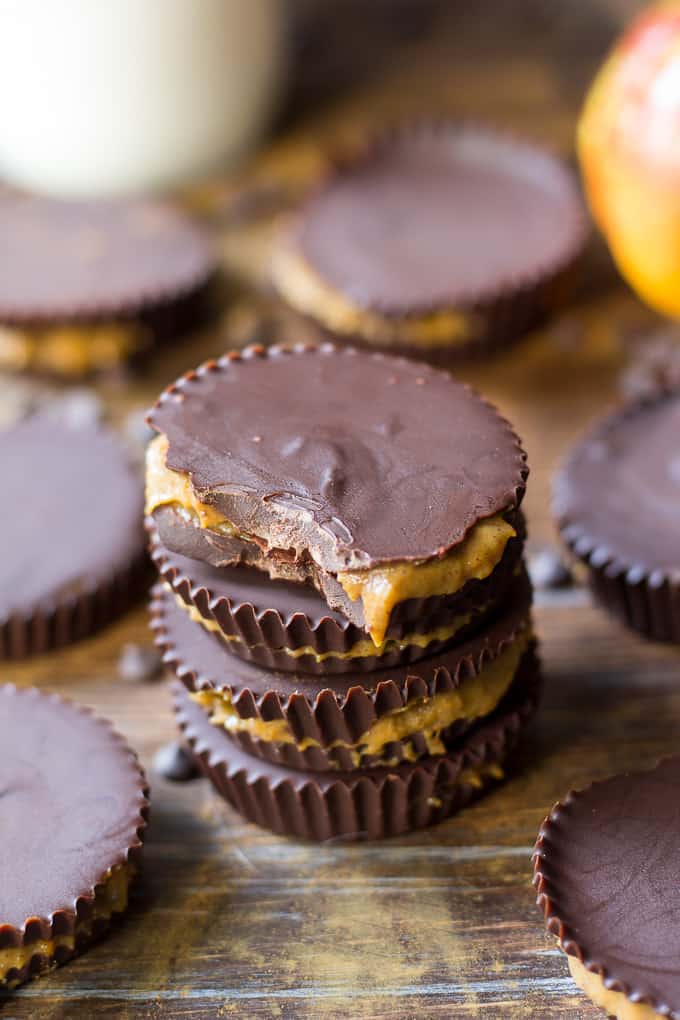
left=579, top=2, right=680, bottom=316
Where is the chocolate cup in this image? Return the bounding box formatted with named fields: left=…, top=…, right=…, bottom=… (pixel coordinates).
left=173, top=653, right=540, bottom=841
left=533, top=756, right=680, bottom=1019
left=0, top=685, right=149, bottom=990
left=147, top=342, right=529, bottom=580
left=0, top=195, right=216, bottom=325
left=150, top=569, right=533, bottom=771
left=149, top=523, right=525, bottom=674
left=0, top=419, right=150, bottom=660
left=555, top=393, right=680, bottom=643
left=272, top=122, right=588, bottom=359
left=0, top=195, right=217, bottom=378
left=0, top=553, right=150, bottom=660
left=207, top=646, right=538, bottom=773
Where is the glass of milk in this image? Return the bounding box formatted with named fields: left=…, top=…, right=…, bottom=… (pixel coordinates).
left=0, top=0, right=287, bottom=196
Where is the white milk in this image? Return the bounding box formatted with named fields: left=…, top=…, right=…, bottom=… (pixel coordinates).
left=0, top=0, right=286, bottom=196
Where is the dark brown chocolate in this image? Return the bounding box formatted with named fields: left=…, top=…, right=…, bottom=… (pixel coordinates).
left=0, top=418, right=148, bottom=659
left=173, top=652, right=540, bottom=841
left=149, top=526, right=524, bottom=672
left=283, top=123, right=587, bottom=315
left=151, top=569, right=533, bottom=770
left=148, top=343, right=528, bottom=574
left=0, top=685, right=148, bottom=987
left=534, top=756, right=680, bottom=1018
left=555, top=392, right=680, bottom=641
left=0, top=194, right=214, bottom=324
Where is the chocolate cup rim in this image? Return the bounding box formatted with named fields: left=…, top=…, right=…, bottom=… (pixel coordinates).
left=0, top=684, right=148, bottom=979
left=145, top=341, right=529, bottom=572
left=272, top=118, right=589, bottom=318
left=554, top=391, right=680, bottom=592
left=532, top=759, right=680, bottom=1018
left=148, top=523, right=525, bottom=674
left=149, top=574, right=533, bottom=749
left=172, top=660, right=541, bottom=841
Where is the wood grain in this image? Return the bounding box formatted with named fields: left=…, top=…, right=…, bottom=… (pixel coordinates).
left=1, top=6, right=674, bottom=1018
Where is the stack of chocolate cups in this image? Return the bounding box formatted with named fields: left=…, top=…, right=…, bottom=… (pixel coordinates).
left=145, top=343, right=540, bottom=841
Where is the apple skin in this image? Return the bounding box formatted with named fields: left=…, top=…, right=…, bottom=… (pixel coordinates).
left=579, top=3, right=680, bottom=316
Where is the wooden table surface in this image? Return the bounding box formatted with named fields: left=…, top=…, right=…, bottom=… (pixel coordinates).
left=3, top=5, right=675, bottom=1018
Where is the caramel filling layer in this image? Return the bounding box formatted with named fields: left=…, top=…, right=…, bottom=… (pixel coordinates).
left=271, top=246, right=479, bottom=347
left=0, top=864, right=132, bottom=990
left=0, top=323, right=145, bottom=377
left=338, top=516, right=514, bottom=645
left=172, top=587, right=481, bottom=663
left=147, top=434, right=514, bottom=646
left=568, top=957, right=664, bottom=1020
left=146, top=433, right=235, bottom=531
left=193, top=632, right=528, bottom=766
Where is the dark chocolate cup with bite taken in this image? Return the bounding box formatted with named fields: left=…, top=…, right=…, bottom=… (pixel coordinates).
left=148, top=521, right=525, bottom=674
left=146, top=342, right=529, bottom=646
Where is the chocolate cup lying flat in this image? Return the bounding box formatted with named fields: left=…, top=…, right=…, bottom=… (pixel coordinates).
left=533, top=756, right=680, bottom=1020
left=0, top=418, right=149, bottom=660
left=0, top=195, right=217, bottom=378
left=0, top=685, right=148, bottom=990
left=555, top=391, right=680, bottom=643
left=271, top=122, right=588, bottom=359
left=149, top=523, right=525, bottom=674
left=151, top=568, right=533, bottom=772
left=174, top=652, right=541, bottom=841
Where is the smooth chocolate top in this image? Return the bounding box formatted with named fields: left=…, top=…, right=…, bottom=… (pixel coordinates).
left=0, top=685, right=146, bottom=933
left=153, top=575, right=531, bottom=702
left=293, top=125, right=586, bottom=315
left=556, top=393, right=680, bottom=576
left=0, top=195, right=214, bottom=322
left=148, top=345, right=527, bottom=570
left=0, top=418, right=144, bottom=619
left=535, top=756, right=680, bottom=1018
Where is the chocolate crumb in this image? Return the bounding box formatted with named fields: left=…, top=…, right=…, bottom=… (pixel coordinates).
left=118, top=642, right=163, bottom=682
left=620, top=330, right=680, bottom=401
left=528, top=546, right=574, bottom=590
left=154, top=742, right=200, bottom=782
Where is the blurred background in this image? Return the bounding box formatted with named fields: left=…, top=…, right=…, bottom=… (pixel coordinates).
left=0, top=0, right=665, bottom=542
